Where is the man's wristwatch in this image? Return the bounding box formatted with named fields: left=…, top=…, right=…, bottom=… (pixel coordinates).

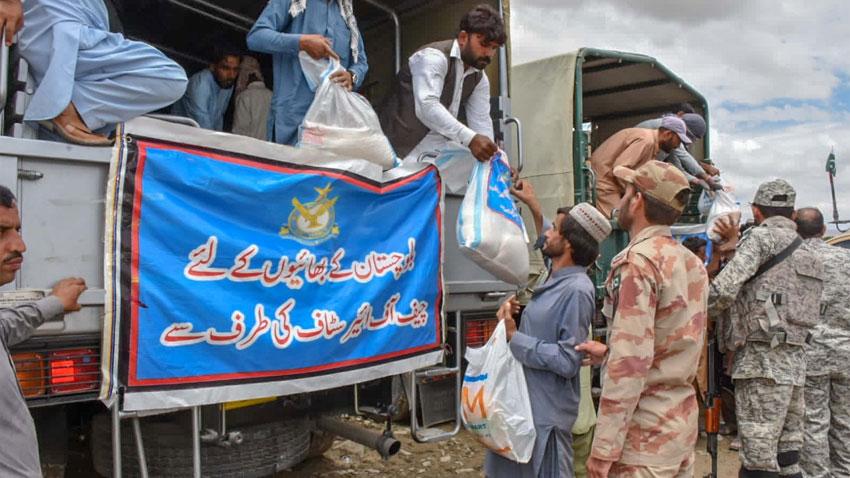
left=348, top=70, right=358, bottom=86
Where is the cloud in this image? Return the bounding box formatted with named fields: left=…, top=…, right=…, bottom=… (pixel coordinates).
left=511, top=0, right=850, bottom=231
left=511, top=0, right=849, bottom=105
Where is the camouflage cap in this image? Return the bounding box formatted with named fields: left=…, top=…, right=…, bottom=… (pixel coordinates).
left=752, top=179, right=796, bottom=207
left=613, top=160, right=690, bottom=212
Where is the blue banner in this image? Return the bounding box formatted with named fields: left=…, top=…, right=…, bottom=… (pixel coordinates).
left=106, top=139, right=443, bottom=394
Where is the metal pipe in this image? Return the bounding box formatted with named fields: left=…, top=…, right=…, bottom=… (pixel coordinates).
left=128, top=36, right=209, bottom=67
left=111, top=403, right=122, bottom=478
left=497, top=1, right=508, bottom=100
left=503, top=116, right=523, bottom=173
left=316, top=416, right=401, bottom=459
left=192, top=406, right=201, bottom=478
left=163, top=0, right=250, bottom=33
left=132, top=418, right=149, bottom=478
left=0, top=33, right=9, bottom=133
left=218, top=404, right=226, bottom=439
left=361, top=0, right=401, bottom=73
left=185, top=0, right=255, bottom=26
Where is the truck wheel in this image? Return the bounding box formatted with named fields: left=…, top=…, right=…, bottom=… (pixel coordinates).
left=90, top=412, right=310, bottom=477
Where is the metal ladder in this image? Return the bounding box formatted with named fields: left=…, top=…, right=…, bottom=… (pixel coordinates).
left=408, top=310, right=463, bottom=443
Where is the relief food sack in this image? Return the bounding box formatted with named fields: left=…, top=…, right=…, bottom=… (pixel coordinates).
left=457, top=151, right=529, bottom=285
left=461, top=320, right=536, bottom=463
left=298, top=52, right=397, bottom=170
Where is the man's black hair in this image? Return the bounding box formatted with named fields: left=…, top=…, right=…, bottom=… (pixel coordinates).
left=555, top=207, right=599, bottom=267
left=212, top=44, right=242, bottom=65
left=642, top=189, right=689, bottom=226
left=754, top=204, right=794, bottom=220
left=677, top=103, right=697, bottom=114
left=795, top=207, right=825, bottom=239
left=0, top=185, right=15, bottom=208
left=739, top=220, right=756, bottom=235
left=682, top=236, right=707, bottom=254
left=459, top=4, right=506, bottom=45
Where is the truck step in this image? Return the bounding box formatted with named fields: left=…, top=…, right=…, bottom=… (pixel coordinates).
left=412, top=426, right=456, bottom=443
left=414, top=366, right=458, bottom=379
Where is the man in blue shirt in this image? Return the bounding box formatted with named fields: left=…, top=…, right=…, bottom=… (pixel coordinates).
left=247, top=0, right=369, bottom=145
left=13, top=0, right=187, bottom=145
left=172, top=46, right=242, bottom=131
left=485, top=179, right=612, bottom=477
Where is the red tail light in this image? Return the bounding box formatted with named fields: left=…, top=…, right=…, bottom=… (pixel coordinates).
left=464, top=318, right=498, bottom=348
left=49, top=348, right=99, bottom=394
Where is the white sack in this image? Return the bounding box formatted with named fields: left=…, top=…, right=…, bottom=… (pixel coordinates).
left=706, top=189, right=741, bottom=242
left=298, top=52, right=397, bottom=170
left=457, top=151, right=529, bottom=285
left=461, top=320, right=536, bottom=463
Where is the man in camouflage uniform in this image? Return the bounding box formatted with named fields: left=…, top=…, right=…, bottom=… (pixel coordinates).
left=708, top=180, right=824, bottom=478
left=795, top=207, right=850, bottom=477
left=583, top=160, right=709, bottom=478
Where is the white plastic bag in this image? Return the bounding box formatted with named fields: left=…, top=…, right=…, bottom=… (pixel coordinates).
left=423, top=143, right=476, bottom=195
left=462, top=320, right=536, bottom=463
left=706, top=189, right=741, bottom=242
left=298, top=52, right=397, bottom=170
left=457, top=151, right=529, bottom=285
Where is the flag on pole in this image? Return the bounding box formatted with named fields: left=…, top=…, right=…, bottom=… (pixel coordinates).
left=827, top=150, right=837, bottom=176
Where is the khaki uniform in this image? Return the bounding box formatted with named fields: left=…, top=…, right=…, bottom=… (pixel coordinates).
left=592, top=225, right=709, bottom=474
left=800, top=238, right=850, bottom=477
left=709, top=215, right=823, bottom=476
left=589, top=128, right=659, bottom=218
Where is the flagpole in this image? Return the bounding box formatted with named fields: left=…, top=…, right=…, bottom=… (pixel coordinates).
left=828, top=149, right=850, bottom=232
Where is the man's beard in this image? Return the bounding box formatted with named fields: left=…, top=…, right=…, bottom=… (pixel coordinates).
left=541, top=241, right=564, bottom=259
left=460, top=46, right=490, bottom=70
left=615, top=198, right=634, bottom=229
left=215, top=77, right=234, bottom=89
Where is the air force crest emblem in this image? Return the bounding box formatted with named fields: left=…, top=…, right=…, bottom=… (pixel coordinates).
left=279, top=183, right=340, bottom=245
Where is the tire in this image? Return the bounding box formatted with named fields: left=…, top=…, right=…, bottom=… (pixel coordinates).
left=90, top=412, right=310, bottom=478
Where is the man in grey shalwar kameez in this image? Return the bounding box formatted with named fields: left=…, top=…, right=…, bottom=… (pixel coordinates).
left=485, top=180, right=612, bottom=477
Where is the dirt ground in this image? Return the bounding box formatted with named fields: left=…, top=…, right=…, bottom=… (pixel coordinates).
left=277, top=415, right=742, bottom=477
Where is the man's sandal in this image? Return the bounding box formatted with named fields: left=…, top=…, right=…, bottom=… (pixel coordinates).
left=38, top=119, right=114, bottom=147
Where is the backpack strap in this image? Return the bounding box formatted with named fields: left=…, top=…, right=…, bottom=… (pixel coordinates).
left=745, top=236, right=803, bottom=285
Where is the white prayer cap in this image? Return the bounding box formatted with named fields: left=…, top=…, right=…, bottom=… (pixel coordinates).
left=569, top=203, right=612, bottom=243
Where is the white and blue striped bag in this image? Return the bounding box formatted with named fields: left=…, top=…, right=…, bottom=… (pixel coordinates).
left=457, top=151, right=529, bottom=286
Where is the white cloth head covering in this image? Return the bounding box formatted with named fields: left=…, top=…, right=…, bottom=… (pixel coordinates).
left=235, top=56, right=264, bottom=96
left=569, top=203, right=612, bottom=243
left=289, top=0, right=361, bottom=64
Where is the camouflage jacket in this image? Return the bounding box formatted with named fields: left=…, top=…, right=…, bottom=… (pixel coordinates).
left=708, top=216, right=810, bottom=385
left=591, top=225, right=708, bottom=466
left=803, top=238, right=850, bottom=376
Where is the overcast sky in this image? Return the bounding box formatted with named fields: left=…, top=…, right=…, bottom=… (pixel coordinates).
left=511, top=0, right=850, bottom=232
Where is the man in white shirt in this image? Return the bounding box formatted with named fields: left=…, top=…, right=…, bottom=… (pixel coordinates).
left=378, top=4, right=505, bottom=162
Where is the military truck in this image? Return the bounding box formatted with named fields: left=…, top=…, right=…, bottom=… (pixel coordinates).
left=1, top=1, right=713, bottom=475
left=508, top=48, right=711, bottom=292
left=1, top=1, right=518, bottom=476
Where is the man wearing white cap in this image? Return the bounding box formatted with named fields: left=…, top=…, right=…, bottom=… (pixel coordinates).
left=590, top=116, right=692, bottom=218
left=486, top=180, right=611, bottom=478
